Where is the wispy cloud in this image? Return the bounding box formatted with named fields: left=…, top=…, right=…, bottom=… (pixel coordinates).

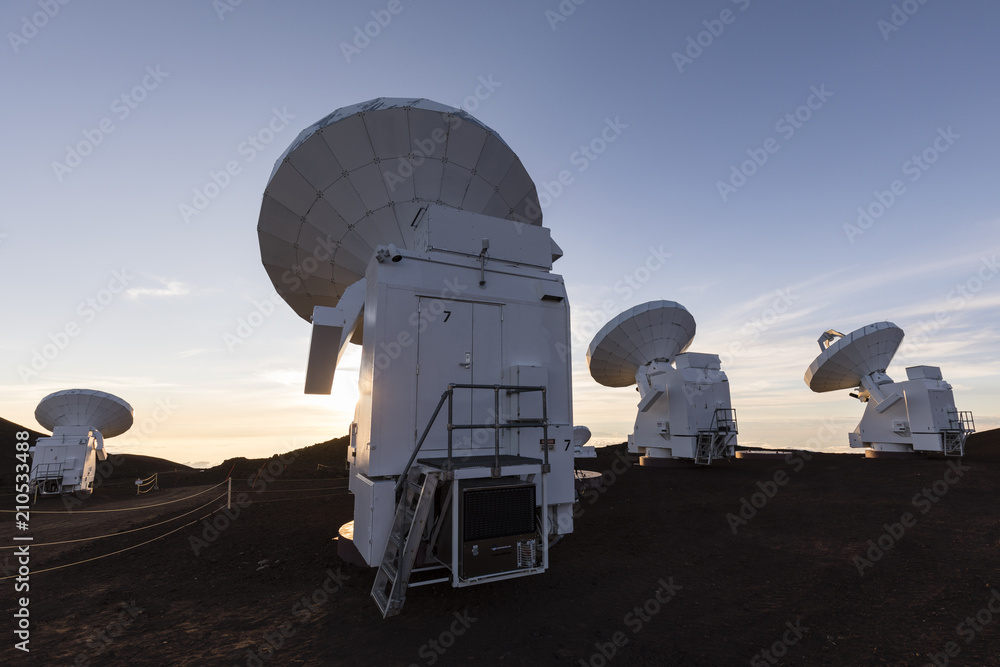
left=126, top=280, right=191, bottom=300
left=256, top=369, right=306, bottom=387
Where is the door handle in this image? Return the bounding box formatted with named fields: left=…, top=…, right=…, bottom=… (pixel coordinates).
left=460, top=352, right=471, bottom=369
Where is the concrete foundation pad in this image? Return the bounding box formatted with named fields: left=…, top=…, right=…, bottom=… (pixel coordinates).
left=336, top=521, right=368, bottom=567
left=865, top=449, right=924, bottom=459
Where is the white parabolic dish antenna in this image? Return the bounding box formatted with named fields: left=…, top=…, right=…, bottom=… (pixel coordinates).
left=586, top=301, right=697, bottom=387
left=257, top=97, right=544, bottom=320
left=34, top=389, right=134, bottom=438
left=804, top=322, right=904, bottom=393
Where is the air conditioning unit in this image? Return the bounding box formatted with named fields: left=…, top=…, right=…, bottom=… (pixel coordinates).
left=459, top=480, right=538, bottom=579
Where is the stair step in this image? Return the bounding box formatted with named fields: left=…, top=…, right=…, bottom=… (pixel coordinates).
left=372, top=588, right=389, bottom=612
left=383, top=561, right=398, bottom=580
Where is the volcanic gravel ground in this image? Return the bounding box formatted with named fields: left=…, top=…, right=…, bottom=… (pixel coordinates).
left=2, top=430, right=999, bottom=665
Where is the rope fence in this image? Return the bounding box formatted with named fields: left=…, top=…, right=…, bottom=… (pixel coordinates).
left=0, top=493, right=228, bottom=550
left=0, top=480, right=228, bottom=514
left=136, top=472, right=159, bottom=494
left=0, top=509, right=223, bottom=581
left=0, top=478, right=347, bottom=580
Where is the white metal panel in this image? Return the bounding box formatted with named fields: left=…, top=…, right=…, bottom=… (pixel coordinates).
left=334, top=229, right=376, bottom=275
left=301, top=199, right=344, bottom=239
left=321, top=112, right=375, bottom=170
left=378, top=157, right=417, bottom=202
left=445, top=122, right=487, bottom=169
left=414, top=206, right=553, bottom=269
left=256, top=196, right=301, bottom=244
left=286, top=132, right=344, bottom=191
left=461, top=174, right=496, bottom=213
left=350, top=475, right=396, bottom=566
left=349, top=163, right=392, bottom=211
left=906, top=365, right=943, bottom=380
left=437, top=162, right=472, bottom=205
left=471, top=303, right=503, bottom=433
left=416, top=298, right=474, bottom=451
left=325, top=175, right=368, bottom=226
left=412, top=154, right=445, bottom=203
left=497, top=159, right=535, bottom=212
left=365, top=107, right=410, bottom=159
left=482, top=191, right=513, bottom=220
left=474, top=133, right=516, bottom=184
left=266, top=164, right=317, bottom=217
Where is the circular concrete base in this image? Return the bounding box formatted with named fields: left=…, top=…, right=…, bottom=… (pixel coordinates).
left=639, top=455, right=695, bottom=468
left=736, top=450, right=792, bottom=460
left=865, top=449, right=923, bottom=459
left=574, top=470, right=603, bottom=492
left=336, top=521, right=367, bottom=567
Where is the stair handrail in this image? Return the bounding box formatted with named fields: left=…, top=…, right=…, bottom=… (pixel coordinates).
left=396, top=382, right=552, bottom=496
left=395, top=387, right=452, bottom=498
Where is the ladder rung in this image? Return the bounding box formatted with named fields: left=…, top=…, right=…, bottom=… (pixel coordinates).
left=406, top=576, right=450, bottom=588
left=382, top=561, right=398, bottom=580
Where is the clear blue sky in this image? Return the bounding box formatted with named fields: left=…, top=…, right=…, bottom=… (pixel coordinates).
left=2, top=0, right=998, bottom=466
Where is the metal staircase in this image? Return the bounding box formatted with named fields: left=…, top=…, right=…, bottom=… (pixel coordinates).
left=944, top=410, right=975, bottom=457
left=30, top=462, right=66, bottom=495
left=693, top=408, right=738, bottom=465
left=372, top=467, right=441, bottom=618
left=371, top=382, right=552, bottom=616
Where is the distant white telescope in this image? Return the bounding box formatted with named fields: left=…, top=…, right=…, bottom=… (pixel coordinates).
left=804, top=322, right=975, bottom=458
left=587, top=300, right=739, bottom=466
left=29, top=389, right=133, bottom=496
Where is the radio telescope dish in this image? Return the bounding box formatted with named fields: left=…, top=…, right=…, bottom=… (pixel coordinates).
left=804, top=322, right=904, bottom=393
left=586, top=301, right=696, bottom=387
left=34, top=389, right=134, bottom=438
left=257, top=97, right=543, bottom=320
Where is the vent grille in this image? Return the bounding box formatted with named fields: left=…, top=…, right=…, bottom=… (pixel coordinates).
left=463, top=485, right=535, bottom=542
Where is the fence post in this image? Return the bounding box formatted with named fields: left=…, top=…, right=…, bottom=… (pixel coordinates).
left=227, top=477, right=232, bottom=510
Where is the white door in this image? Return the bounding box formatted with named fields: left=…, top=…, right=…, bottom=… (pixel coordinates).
left=415, top=299, right=502, bottom=455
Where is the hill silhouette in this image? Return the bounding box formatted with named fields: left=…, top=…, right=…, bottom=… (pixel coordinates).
left=0, top=415, right=47, bottom=487
left=1, top=414, right=348, bottom=491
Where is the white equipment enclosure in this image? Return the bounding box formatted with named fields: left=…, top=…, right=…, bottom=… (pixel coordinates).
left=29, top=389, right=133, bottom=496
left=586, top=301, right=738, bottom=466
left=804, top=322, right=975, bottom=458
left=257, top=98, right=576, bottom=617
